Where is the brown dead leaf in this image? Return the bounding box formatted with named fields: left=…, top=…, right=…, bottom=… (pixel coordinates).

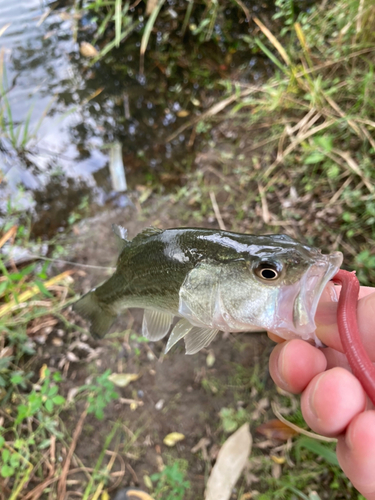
left=256, top=419, right=299, bottom=441
left=146, top=0, right=158, bottom=15
left=205, top=424, right=252, bottom=500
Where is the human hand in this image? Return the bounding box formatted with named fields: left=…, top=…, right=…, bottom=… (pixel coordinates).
left=268, top=284, right=375, bottom=499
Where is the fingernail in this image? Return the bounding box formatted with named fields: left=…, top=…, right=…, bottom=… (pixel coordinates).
left=345, top=422, right=355, bottom=451
left=277, top=341, right=291, bottom=386
left=315, top=302, right=338, bottom=326
left=308, top=372, right=325, bottom=419
left=320, top=282, right=338, bottom=303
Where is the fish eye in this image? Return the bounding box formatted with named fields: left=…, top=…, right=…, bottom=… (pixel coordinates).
left=254, top=262, right=281, bottom=281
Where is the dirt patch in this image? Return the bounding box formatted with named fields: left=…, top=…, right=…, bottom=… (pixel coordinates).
left=39, top=203, right=278, bottom=499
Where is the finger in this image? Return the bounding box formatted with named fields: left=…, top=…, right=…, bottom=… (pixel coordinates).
left=323, top=347, right=350, bottom=371
left=315, top=291, right=375, bottom=358
left=267, top=331, right=285, bottom=343
left=337, top=411, right=375, bottom=499
left=269, top=339, right=327, bottom=394
left=332, top=285, right=375, bottom=299
left=301, top=367, right=366, bottom=436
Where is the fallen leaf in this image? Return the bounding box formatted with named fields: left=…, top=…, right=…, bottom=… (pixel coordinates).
left=101, top=491, right=110, bottom=500
left=256, top=419, right=298, bottom=441
left=205, top=423, right=252, bottom=500
left=176, top=110, right=190, bottom=117
left=39, top=364, right=48, bottom=381
left=80, top=41, right=99, bottom=58
left=163, top=432, right=185, bottom=447
left=108, top=373, right=140, bottom=388
left=67, top=387, right=80, bottom=403
left=143, top=475, right=153, bottom=489
left=206, top=350, right=215, bottom=367
left=270, top=455, right=285, bottom=464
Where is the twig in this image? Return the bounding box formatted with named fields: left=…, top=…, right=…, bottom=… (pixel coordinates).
left=107, top=452, right=126, bottom=492
left=331, top=149, right=374, bottom=194
left=209, top=191, right=226, bottom=230
left=263, top=119, right=337, bottom=183
left=356, top=0, right=365, bottom=33
left=326, top=176, right=353, bottom=207
left=257, top=183, right=270, bottom=224
left=126, top=462, right=139, bottom=484
left=232, top=0, right=251, bottom=22
left=91, top=449, right=120, bottom=500
left=0, top=225, right=17, bottom=248
left=202, top=166, right=244, bottom=194
left=324, top=94, right=362, bottom=136
left=57, top=407, right=88, bottom=500
left=166, top=87, right=258, bottom=142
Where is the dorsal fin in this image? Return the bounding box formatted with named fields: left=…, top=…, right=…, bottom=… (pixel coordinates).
left=112, top=224, right=129, bottom=251
left=132, top=226, right=163, bottom=243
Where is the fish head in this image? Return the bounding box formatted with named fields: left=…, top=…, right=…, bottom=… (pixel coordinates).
left=220, top=236, right=343, bottom=340
left=179, top=235, right=343, bottom=342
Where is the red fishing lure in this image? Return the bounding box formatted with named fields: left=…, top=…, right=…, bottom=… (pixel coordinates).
left=334, top=270, right=375, bottom=405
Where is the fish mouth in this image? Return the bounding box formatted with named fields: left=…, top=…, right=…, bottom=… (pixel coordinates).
left=273, top=251, right=343, bottom=340
left=292, top=251, right=343, bottom=338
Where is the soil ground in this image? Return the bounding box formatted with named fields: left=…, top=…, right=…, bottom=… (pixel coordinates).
left=40, top=203, right=279, bottom=499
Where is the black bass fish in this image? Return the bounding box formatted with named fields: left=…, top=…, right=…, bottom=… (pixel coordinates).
left=74, top=226, right=343, bottom=354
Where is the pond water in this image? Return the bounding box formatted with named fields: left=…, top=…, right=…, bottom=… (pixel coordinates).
left=0, top=0, right=278, bottom=237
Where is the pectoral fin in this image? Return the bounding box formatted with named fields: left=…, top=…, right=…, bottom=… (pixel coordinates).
left=142, top=309, right=173, bottom=341
left=165, top=318, right=193, bottom=353
left=184, top=327, right=219, bottom=355
left=179, top=261, right=221, bottom=328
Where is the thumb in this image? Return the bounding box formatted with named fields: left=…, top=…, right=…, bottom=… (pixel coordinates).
left=315, top=286, right=375, bottom=360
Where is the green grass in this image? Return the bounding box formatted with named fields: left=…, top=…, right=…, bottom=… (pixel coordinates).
left=163, top=0, right=375, bottom=286
left=0, top=225, right=125, bottom=499
left=151, top=461, right=191, bottom=500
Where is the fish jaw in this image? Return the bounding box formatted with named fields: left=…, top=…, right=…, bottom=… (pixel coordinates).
left=272, top=251, right=343, bottom=340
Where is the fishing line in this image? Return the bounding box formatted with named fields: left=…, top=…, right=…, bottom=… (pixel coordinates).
left=31, top=255, right=116, bottom=271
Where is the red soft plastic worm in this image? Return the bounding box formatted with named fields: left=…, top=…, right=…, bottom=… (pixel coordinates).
left=333, top=269, right=375, bottom=406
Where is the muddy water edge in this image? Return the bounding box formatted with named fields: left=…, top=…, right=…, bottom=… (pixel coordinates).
left=0, top=0, right=286, bottom=238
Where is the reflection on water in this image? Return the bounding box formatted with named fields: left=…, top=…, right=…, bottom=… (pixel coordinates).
left=0, top=0, right=276, bottom=237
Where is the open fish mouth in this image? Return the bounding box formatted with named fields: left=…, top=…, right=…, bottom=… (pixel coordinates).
left=274, top=251, right=343, bottom=340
